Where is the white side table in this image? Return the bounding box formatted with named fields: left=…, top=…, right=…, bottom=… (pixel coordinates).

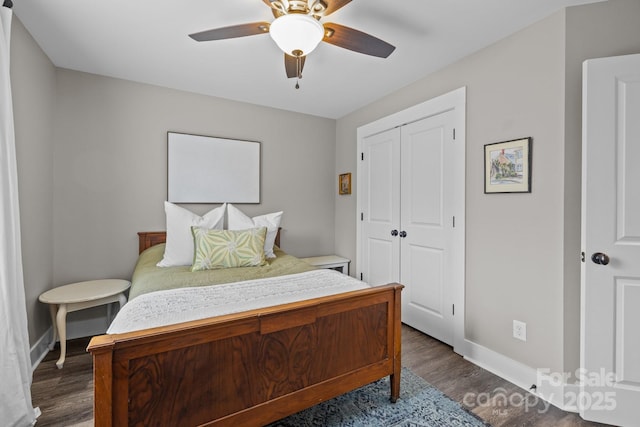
left=39, top=279, right=130, bottom=368
left=301, top=255, right=351, bottom=275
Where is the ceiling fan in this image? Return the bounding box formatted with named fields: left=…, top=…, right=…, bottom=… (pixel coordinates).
left=189, top=0, right=395, bottom=88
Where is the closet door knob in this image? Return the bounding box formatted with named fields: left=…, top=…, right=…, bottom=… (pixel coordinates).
left=591, top=252, right=610, bottom=266
left=391, top=229, right=398, bottom=236
left=399, top=231, right=407, bottom=238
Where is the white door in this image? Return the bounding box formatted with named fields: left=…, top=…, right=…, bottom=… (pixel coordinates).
left=360, top=110, right=457, bottom=345
left=400, top=111, right=455, bottom=344
left=360, top=128, right=401, bottom=286
left=581, top=53, right=640, bottom=426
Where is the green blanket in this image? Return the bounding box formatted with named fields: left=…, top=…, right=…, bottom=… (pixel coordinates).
left=129, top=244, right=317, bottom=300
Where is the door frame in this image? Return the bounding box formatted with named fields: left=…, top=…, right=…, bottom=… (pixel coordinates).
left=356, top=87, right=467, bottom=354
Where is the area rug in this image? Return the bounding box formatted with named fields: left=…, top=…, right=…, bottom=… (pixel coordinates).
left=268, top=368, right=490, bottom=427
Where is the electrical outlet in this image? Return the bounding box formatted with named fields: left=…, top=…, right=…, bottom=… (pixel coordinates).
left=513, top=320, right=527, bottom=341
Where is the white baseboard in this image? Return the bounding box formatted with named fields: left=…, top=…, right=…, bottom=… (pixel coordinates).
left=30, top=315, right=110, bottom=371
left=463, top=339, right=579, bottom=414
left=464, top=339, right=538, bottom=393
left=536, top=371, right=581, bottom=413
left=30, top=327, right=53, bottom=371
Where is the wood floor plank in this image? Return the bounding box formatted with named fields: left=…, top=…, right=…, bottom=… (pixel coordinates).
left=31, top=325, right=610, bottom=426
left=401, top=325, right=609, bottom=427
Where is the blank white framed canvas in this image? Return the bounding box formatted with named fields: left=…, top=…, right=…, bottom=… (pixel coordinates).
left=167, top=132, right=260, bottom=203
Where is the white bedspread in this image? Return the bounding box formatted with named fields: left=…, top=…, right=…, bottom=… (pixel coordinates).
left=107, top=269, right=369, bottom=334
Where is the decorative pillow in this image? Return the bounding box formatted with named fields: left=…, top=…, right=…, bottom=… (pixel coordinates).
left=157, top=202, right=226, bottom=267
left=227, top=204, right=283, bottom=259
left=191, top=227, right=267, bottom=271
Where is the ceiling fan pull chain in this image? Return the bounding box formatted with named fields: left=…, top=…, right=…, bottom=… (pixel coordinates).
left=294, top=50, right=302, bottom=89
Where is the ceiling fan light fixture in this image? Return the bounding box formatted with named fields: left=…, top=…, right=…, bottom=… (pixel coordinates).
left=269, top=14, right=324, bottom=56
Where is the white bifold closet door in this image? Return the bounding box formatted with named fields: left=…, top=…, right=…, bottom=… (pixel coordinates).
left=360, top=110, right=456, bottom=345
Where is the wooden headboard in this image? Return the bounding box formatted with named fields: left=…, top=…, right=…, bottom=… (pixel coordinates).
left=137, top=229, right=282, bottom=254
left=137, top=232, right=167, bottom=254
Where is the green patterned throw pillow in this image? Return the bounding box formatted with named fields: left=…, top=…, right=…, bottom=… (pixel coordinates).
left=191, top=226, right=267, bottom=271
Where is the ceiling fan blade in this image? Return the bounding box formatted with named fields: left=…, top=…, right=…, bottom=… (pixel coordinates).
left=323, top=23, right=395, bottom=58
left=323, top=0, right=352, bottom=16
left=285, top=54, right=306, bottom=78
left=189, top=22, right=270, bottom=42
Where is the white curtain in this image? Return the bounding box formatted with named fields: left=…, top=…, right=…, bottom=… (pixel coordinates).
left=0, top=6, right=38, bottom=427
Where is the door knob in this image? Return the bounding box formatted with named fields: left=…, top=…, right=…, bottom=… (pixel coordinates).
left=391, top=229, right=398, bottom=236
left=591, top=252, right=610, bottom=265
left=399, top=231, right=407, bottom=238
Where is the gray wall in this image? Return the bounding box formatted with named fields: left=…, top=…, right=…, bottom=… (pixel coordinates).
left=11, top=18, right=56, bottom=346
left=12, top=0, right=640, bottom=377
left=12, top=22, right=336, bottom=345
left=52, top=69, right=336, bottom=287
left=336, top=10, right=567, bottom=373
left=48, top=70, right=336, bottom=336
left=335, top=0, right=640, bottom=375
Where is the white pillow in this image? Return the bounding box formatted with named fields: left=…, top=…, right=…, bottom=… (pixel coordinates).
left=227, top=204, right=282, bottom=259
left=157, top=202, right=226, bottom=267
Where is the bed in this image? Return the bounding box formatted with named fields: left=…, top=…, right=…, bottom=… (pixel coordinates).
left=87, top=231, right=403, bottom=427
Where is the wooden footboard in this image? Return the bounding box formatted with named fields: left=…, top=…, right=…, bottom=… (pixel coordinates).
left=88, top=283, right=403, bottom=426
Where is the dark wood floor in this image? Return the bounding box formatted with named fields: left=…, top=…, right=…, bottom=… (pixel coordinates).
left=31, top=325, right=610, bottom=426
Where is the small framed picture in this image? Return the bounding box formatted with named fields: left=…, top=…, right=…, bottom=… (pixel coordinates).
left=339, top=173, right=351, bottom=195
left=484, top=137, right=532, bottom=194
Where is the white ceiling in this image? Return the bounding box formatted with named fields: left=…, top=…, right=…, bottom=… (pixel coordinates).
left=14, top=0, right=599, bottom=119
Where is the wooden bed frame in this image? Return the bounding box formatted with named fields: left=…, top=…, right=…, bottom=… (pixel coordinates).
left=87, top=232, right=403, bottom=427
